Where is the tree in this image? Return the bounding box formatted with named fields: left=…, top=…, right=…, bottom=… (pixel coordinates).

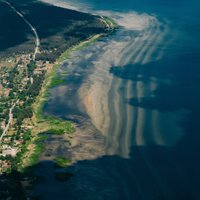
left=0, top=127, right=3, bottom=136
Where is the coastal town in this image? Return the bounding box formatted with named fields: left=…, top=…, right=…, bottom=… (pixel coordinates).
left=0, top=0, right=114, bottom=175
left=0, top=33, right=114, bottom=174
left=0, top=0, right=117, bottom=198
left=0, top=54, right=53, bottom=173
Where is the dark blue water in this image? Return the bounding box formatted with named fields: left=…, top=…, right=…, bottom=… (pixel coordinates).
left=40, top=0, right=200, bottom=199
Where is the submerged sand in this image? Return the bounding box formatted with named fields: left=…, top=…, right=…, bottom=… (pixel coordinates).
left=32, top=7, right=188, bottom=200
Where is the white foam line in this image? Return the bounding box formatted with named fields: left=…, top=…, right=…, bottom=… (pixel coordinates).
left=119, top=34, right=141, bottom=57
left=106, top=78, right=122, bottom=155
left=142, top=24, right=169, bottom=64
left=115, top=17, right=159, bottom=66
left=118, top=18, right=158, bottom=66
left=133, top=22, right=161, bottom=64
left=119, top=32, right=147, bottom=66
left=135, top=79, right=149, bottom=145
left=122, top=80, right=133, bottom=157
left=119, top=31, right=151, bottom=66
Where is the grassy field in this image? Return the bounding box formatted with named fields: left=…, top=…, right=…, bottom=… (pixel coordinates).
left=54, top=156, right=71, bottom=168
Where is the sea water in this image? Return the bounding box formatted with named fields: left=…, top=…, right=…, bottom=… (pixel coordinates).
left=40, top=0, right=200, bottom=199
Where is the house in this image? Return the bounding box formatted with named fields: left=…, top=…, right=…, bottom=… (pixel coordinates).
left=1, top=145, right=18, bottom=157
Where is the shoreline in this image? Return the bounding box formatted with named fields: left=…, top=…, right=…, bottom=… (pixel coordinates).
left=0, top=1, right=118, bottom=196
left=19, top=18, right=117, bottom=171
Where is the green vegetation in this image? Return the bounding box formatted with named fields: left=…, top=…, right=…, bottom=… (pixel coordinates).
left=27, top=143, right=44, bottom=167
left=0, top=127, right=3, bottom=136
left=11, top=143, right=30, bottom=172
left=13, top=106, right=33, bottom=126
left=47, top=129, right=65, bottom=135
left=50, top=76, right=65, bottom=87
left=39, top=116, right=75, bottom=135
left=54, top=156, right=71, bottom=168
left=104, top=16, right=118, bottom=28
left=33, top=34, right=104, bottom=123
left=17, top=134, right=47, bottom=172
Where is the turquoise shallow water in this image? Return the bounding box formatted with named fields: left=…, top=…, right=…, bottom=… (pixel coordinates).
left=40, top=0, right=200, bottom=199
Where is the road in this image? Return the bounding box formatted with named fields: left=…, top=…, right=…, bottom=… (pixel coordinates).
left=0, top=1, right=40, bottom=143
left=4, top=0, right=40, bottom=60
left=0, top=100, right=19, bottom=143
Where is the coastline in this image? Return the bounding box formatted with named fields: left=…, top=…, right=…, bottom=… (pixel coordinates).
left=19, top=25, right=116, bottom=170
left=0, top=1, right=117, bottom=196
left=1, top=0, right=198, bottom=199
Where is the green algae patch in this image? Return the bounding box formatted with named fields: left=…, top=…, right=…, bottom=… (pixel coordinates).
left=54, top=156, right=71, bottom=168
left=50, top=76, right=65, bottom=87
